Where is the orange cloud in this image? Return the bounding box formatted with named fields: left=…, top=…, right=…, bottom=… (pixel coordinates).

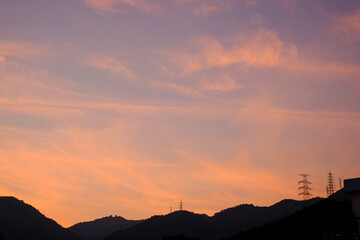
left=153, top=81, right=204, bottom=98
left=170, top=148, right=297, bottom=210
left=84, top=0, right=159, bottom=14
left=0, top=41, right=50, bottom=62
left=235, top=100, right=360, bottom=128
left=0, top=123, right=181, bottom=225
left=199, top=75, right=242, bottom=92
left=2, top=83, right=360, bottom=227
left=1, top=39, right=359, bottom=228
left=151, top=75, right=242, bottom=98
left=85, top=54, right=137, bottom=79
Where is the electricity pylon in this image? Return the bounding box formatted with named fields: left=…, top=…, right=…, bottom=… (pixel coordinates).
left=326, top=171, right=335, bottom=197
left=339, top=177, right=342, bottom=189
left=298, top=174, right=313, bottom=201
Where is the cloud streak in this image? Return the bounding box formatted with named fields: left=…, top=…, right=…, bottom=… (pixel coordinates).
left=85, top=54, right=138, bottom=79
left=166, top=29, right=286, bottom=75
left=0, top=41, right=50, bottom=62
left=84, top=0, right=160, bottom=14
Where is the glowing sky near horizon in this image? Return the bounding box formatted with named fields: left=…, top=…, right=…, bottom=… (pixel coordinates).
left=1, top=0, right=360, bottom=227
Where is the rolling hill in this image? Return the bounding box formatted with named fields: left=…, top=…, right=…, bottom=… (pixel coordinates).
left=104, top=198, right=322, bottom=240
left=224, top=193, right=357, bottom=240
left=0, top=194, right=337, bottom=240
left=68, top=215, right=141, bottom=240
left=0, top=196, right=82, bottom=240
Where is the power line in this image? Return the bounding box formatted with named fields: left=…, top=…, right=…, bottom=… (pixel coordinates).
left=312, top=182, right=327, bottom=186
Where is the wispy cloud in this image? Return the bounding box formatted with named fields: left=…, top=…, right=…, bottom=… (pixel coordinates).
left=251, top=14, right=268, bottom=25
left=153, top=81, right=204, bottom=98
left=199, top=75, right=242, bottom=93
left=271, top=0, right=297, bottom=13
left=332, top=9, right=360, bottom=42
left=193, top=3, right=219, bottom=16
left=84, top=0, right=159, bottom=14
left=85, top=54, right=138, bottom=79
left=244, top=0, right=257, bottom=7
left=167, top=29, right=285, bottom=75
left=84, top=0, right=231, bottom=16
left=0, top=41, right=50, bottom=62
left=164, top=28, right=360, bottom=77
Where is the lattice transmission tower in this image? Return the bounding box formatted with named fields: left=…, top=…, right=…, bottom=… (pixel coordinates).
left=298, top=174, right=313, bottom=201
left=339, top=177, right=342, bottom=189
left=326, top=171, right=335, bottom=197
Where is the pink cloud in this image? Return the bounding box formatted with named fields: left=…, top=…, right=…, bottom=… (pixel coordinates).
left=163, top=27, right=360, bottom=77
left=84, top=0, right=231, bottom=16
left=0, top=41, right=50, bottom=62
left=332, top=9, right=360, bottom=42
left=168, top=29, right=285, bottom=75
left=234, top=100, right=360, bottom=128
left=251, top=13, right=268, bottom=25
left=199, top=75, right=242, bottom=92
left=193, top=3, right=219, bottom=16
left=271, top=0, right=297, bottom=13
left=153, top=81, right=204, bottom=98
left=244, top=0, right=257, bottom=7
left=85, top=54, right=137, bottom=79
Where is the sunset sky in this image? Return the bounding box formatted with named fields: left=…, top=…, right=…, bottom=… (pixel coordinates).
left=1, top=0, right=360, bottom=227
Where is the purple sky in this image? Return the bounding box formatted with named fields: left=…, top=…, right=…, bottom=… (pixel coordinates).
left=0, top=0, right=360, bottom=227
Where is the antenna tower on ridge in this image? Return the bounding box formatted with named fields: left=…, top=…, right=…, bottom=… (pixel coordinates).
left=298, top=174, right=313, bottom=201
left=180, top=199, right=183, bottom=211
left=326, top=171, right=335, bottom=197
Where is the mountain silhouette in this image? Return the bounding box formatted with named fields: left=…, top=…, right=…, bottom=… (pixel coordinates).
left=104, top=210, right=211, bottom=240
left=104, top=198, right=321, bottom=240
left=0, top=196, right=82, bottom=240
left=224, top=189, right=358, bottom=240
left=210, top=197, right=321, bottom=238
left=0, top=195, right=334, bottom=240
left=68, top=215, right=141, bottom=240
